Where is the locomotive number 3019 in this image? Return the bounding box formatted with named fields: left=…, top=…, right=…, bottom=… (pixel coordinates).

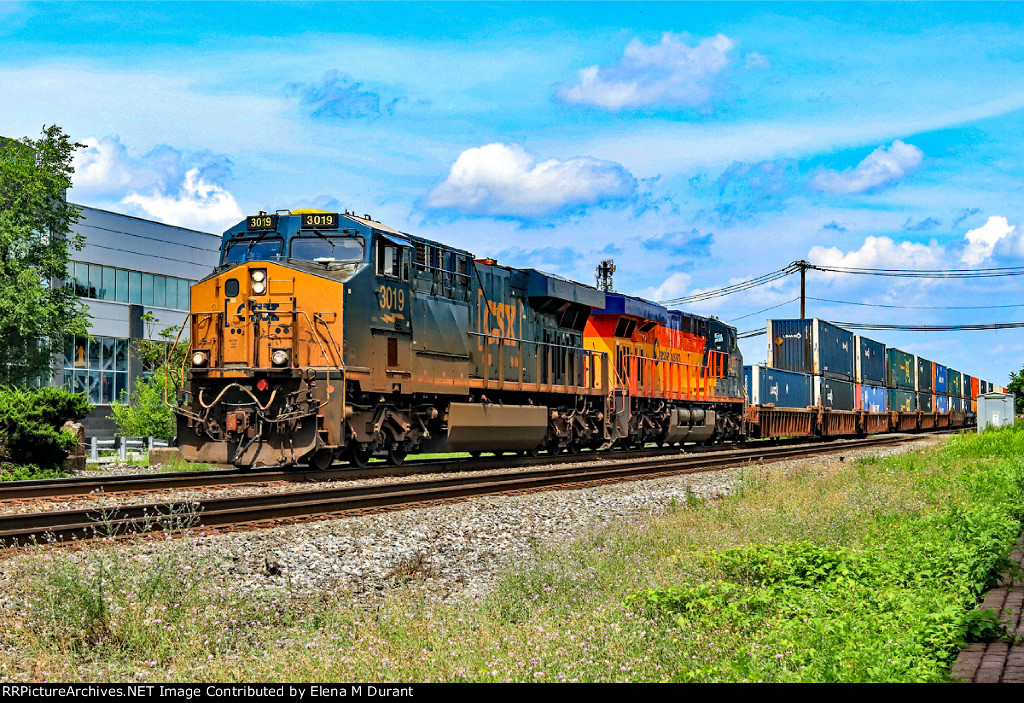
left=378, top=284, right=405, bottom=312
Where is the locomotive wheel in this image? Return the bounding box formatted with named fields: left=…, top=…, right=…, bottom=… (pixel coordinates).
left=387, top=443, right=408, bottom=466
left=469, top=451, right=482, bottom=459
left=309, top=448, right=334, bottom=471
left=565, top=429, right=581, bottom=455
left=348, top=445, right=373, bottom=468
left=526, top=446, right=541, bottom=458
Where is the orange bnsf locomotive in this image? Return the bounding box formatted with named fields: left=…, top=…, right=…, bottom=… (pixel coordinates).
left=172, top=210, right=745, bottom=468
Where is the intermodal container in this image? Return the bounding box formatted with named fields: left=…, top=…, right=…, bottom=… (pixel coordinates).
left=767, top=318, right=854, bottom=380
left=951, top=396, right=964, bottom=413
left=918, top=392, right=934, bottom=413
left=966, top=374, right=977, bottom=400
left=855, top=335, right=886, bottom=385
left=888, top=389, right=917, bottom=412
left=916, top=357, right=933, bottom=393
left=948, top=369, right=963, bottom=398
left=814, top=376, right=856, bottom=410
left=972, top=398, right=978, bottom=414
left=886, top=348, right=916, bottom=390
left=857, top=383, right=888, bottom=412
left=936, top=395, right=949, bottom=413
left=933, top=363, right=948, bottom=394
left=744, top=365, right=813, bottom=407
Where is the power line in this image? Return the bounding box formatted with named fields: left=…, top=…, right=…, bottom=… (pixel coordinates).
left=658, top=263, right=800, bottom=305
left=728, top=297, right=800, bottom=323
left=807, top=296, right=1024, bottom=311
left=833, top=321, right=1024, bottom=332
left=806, top=263, right=1024, bottom=279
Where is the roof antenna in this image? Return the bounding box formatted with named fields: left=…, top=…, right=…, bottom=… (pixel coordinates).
left=596, top=259, right=615, bottom=292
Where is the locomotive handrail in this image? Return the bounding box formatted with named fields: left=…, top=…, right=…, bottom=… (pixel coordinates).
left=621, top=350, right=728, bottom=401
left=468, top=331, right=610, bottom=394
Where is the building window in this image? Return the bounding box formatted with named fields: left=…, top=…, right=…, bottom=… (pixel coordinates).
left=63, top=335, right=129, bottom=404
left=68, top=262, right=194, bottom=311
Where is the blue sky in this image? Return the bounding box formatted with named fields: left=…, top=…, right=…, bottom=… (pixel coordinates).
left=4, top=1, right=1024, bottom=385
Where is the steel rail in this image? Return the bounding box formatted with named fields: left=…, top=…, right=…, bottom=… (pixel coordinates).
left=0, top=433, right=941, bottom=548
left=0, top=435, right=840, bottom=501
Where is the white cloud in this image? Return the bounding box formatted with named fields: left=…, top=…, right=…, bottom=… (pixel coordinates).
left=812, top=140, right=924, bottom=194
left=642, top=272, right=693, bottom=302
left=808, top=235, right=943, bottom=274
left=424, top=143, right=636, bottom=217
left=123, top=169, right=243, bottom=232
left=961, top=215, right=1017, bottom=266
left=72, top=136, right=157, bottom=197
left=557, top=32, right=735, bottom=110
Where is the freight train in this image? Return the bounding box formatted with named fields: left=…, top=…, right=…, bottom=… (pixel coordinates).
left=171, top=209, right=993, bottom=469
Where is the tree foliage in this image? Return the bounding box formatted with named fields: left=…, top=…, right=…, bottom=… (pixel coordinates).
left=0, top=385, right=91, bottom=472
left=0, top=125, right=90, bottom=385
left=107, top=313, right=188, bottom=440
left=1006, top=366, right=1024, bottom=415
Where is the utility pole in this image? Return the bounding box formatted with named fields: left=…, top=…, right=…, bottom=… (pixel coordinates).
left=798, top=260, right=807, bottom=318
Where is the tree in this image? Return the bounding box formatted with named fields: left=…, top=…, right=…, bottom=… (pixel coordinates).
left=107, top=313, right=189, bottom=440
left=0, top=125, right=90, bottom=385
left=1006, top=367, right=1024, bottom=416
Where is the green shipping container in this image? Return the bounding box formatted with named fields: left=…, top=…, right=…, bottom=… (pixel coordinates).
left=948, top=369, right=963, bottom=398
left=888, top=388, right=917, bottom=412
left=886, top=348, right=916, bottom=390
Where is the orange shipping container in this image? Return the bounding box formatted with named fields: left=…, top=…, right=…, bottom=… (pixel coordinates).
left=971, top=377, right=980, bottom=399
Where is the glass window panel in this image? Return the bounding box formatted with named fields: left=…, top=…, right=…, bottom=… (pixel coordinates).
left=100, top=373, right=114, bottom=404
left=115, top=269, right=129, bottom=303
left=74, top=371, right=88, bottom=395
left=115, top=372, right=127, bottom=402
left=88, top=337, right=101, bottom=370
left=129, top=271, right=142, bottom=304
left=101, top=267, right=115, bottom=300
left=63, top=341, right=75, bottom=369
left=74, top=262, right=89, bottom=297
left=102, top=338, right=115, bottom=371
left=63, top=371, right=74, bottom=392
left=74, top=337, right=87, bottom=368
left=142, top=274, right=154, bottom=306
left=115, top=338, right=128, bottom=372
left=87, top=371, right=101, bottom=404
left=154, top=275, right=166, bottom=308
left=179, top=279, right=191, bottom=310
left=88, top=264, right=102, bottom=298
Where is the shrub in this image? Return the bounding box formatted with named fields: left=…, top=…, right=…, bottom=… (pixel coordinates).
left=0, top=385, right=90, bottom=471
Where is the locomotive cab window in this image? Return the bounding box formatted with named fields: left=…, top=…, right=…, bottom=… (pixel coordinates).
left=223, top=238, right=283, bottom=265
left=290, top=236, right=364, bottom=263
left=376, top=241, right=410, bottom=281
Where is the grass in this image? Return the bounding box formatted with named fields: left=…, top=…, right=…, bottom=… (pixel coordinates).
left=2, top=425, right=1023, bottom=682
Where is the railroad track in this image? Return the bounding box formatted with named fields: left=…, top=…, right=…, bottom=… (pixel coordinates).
left=0, top=432, right=944, bottom=548
left=0, top=434, right=850, bottom=501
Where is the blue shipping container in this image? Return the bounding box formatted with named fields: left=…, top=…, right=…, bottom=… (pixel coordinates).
left=745, top=364, right=813, bottom=407
left=934, top=363, right=948, bottom=394
left=951, top=396, right=964, bottom=413
left=936, top=395, right=949, bottom=413
left=767, top=318, right=855, bottom=380
left=855, top=335, right=887, bottom=385
left=859, top=384, right=888, bottom=412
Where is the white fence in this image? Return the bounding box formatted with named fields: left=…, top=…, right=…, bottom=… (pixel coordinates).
left=88, top=437, right=171, bottom=462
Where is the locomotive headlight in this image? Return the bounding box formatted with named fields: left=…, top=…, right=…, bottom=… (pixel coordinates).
left=271, top=349, right=291, bottom=367
left=250, top=269, right=267, bottom=295
left=192, top=351, right=209, bottom=367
